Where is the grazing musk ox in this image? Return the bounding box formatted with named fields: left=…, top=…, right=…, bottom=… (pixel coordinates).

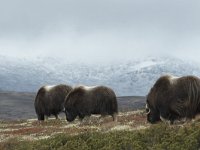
left=34, top=84, right=73, bottom=121
left=64, top=85, right=118, bottom=122
left=146, top=75, right=200, bottom=124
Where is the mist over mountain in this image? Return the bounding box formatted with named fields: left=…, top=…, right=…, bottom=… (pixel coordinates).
left=0, top=55, right=200, bottom=96
left=1, top=0, right=200, bottom=96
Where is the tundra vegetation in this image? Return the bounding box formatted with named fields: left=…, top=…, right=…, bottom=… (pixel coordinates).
left=1, top=110, right=200, bottom=150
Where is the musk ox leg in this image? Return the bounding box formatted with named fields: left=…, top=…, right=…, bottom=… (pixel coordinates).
left=194, top=114, right=200, bottom=121
left=111, top=113, right=117, bottom=122
left=55, top=114, right=59, bottom=120
left=79, top=116, right=92, bottom=126
left=45, top=116, right=49, bottom=120
left=99, top=115, right=105, bottom=123
left=168, top=113, right=181, bottom=125
left=170, top=120, right=175, bottom=125
left=37, top=114, right=45, bottom=121
left=78, top=114, right=85, bottom=121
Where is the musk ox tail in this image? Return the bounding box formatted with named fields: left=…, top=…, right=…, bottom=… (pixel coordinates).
left=112, top=96, right=118, bottom=121
left=187, top=77, right=200, bottom=117
left=171, top=76, right=200, bottom=119
left=108, top=89, right=118, bottom=121
left=112, top=96, right=118, bottom=113
left=104, top=87, right=118, bottom=114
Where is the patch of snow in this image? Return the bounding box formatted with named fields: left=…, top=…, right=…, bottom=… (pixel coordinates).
left=133, top=60, right=163, bottom=70
left=0, top=55, right=200, bottom=96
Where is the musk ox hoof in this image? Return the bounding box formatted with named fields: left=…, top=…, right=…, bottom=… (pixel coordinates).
left=37, top=114, right=45, bottom=121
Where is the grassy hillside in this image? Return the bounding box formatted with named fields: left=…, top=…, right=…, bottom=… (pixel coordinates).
left=1, top=110, right=200, bottom=150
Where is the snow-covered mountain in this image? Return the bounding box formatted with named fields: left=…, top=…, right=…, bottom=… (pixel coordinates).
left=0, top=55, right=200, bottom=96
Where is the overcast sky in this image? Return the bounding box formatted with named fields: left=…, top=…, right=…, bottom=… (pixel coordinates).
left=0, top=0, right=200, bottom=63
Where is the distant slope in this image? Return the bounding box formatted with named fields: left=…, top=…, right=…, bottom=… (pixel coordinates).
left=0, top=55, right=200, bottom=96
left=0, top=91, right=145, bottom=120
left=0, top=92, right=36, bottom=120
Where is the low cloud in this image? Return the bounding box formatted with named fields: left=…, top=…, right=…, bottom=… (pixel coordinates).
left=0, top=0, right=200, bottom=63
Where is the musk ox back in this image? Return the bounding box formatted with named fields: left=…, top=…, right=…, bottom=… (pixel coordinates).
left=34, top=84, right=73, bottom=121
left=146, top=75, right=200, bottom=124
left=64, top=86, right=118, bottom=122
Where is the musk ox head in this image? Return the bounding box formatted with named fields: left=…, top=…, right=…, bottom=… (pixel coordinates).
left=146, top=75, right=173, bottom=123
left=64, top=108, right=77, bottom=122
left=64, top=88, right=82, bottom=122
left=146, top=92, right=161, bottom=123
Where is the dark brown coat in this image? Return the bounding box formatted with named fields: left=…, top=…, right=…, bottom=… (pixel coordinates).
left=146, top=75, right=200, bottom=124
left=34, top=84, right=72, bottom=120
left=64, top=86, right=118, bottom=122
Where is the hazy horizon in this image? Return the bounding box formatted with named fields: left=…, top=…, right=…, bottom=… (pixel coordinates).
left=0, top=0, right=200, bottom=63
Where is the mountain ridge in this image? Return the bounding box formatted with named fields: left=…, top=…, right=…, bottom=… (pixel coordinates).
left=0, top=55, right=200, bottom=96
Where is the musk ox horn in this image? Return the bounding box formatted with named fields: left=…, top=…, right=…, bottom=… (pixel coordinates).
left=145, top=104, right=150, bottom=114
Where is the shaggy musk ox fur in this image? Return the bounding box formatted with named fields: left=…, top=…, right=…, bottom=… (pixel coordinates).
left=34, top=84, right=72, bottom=121
left=64, top=86, right=118, bottom=122
left=146, top=75, right=200, bottom=124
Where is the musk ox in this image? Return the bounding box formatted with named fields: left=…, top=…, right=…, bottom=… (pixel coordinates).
left=146, top=75, right=200, bottom=124
left=64, top=85, right=118, bottom=122
left=34, top=84, right=73, bottom=121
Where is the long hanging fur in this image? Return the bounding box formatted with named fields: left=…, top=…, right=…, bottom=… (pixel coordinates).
left=34, top=84, right=73, bottom=121
left=64, top=85, right=118, bottom=122
left=146, top=75, right=200, bottom=124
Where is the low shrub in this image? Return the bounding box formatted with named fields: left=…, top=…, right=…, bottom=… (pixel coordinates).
left=1, top=122, right=200, bottom=150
